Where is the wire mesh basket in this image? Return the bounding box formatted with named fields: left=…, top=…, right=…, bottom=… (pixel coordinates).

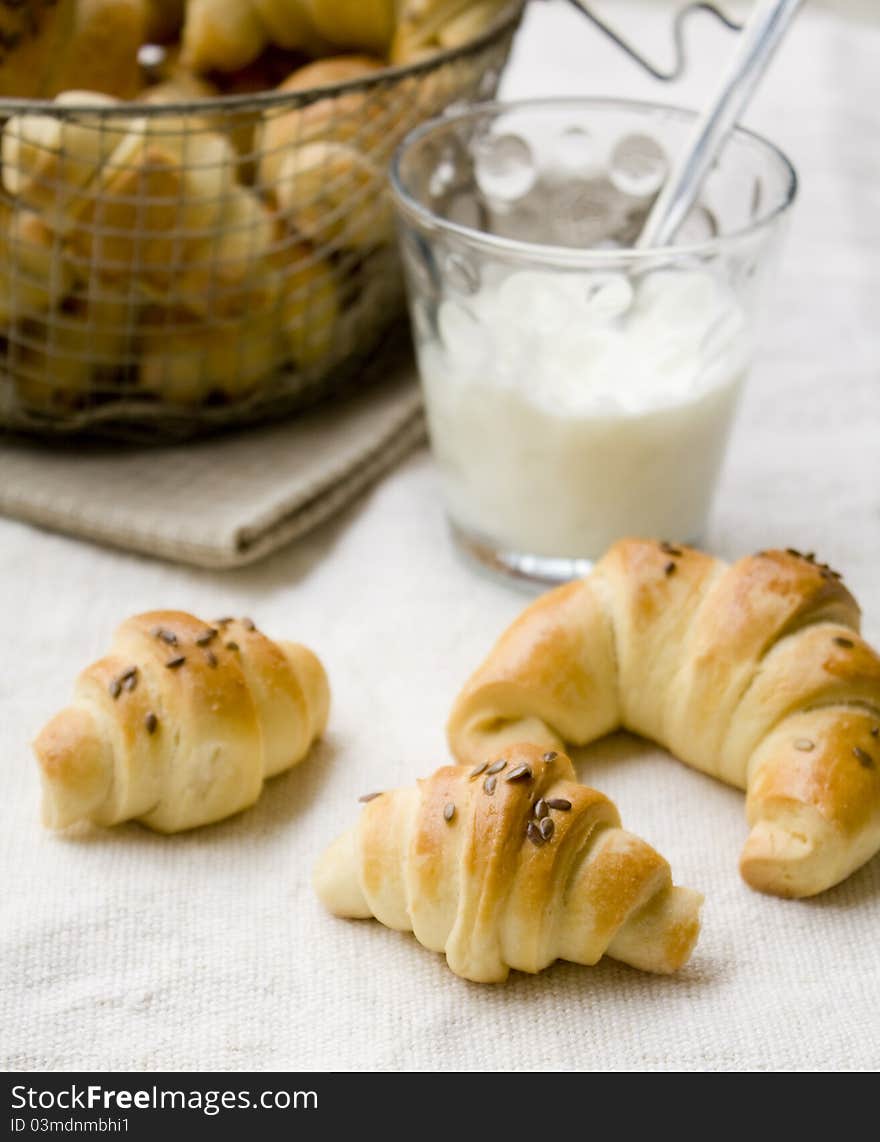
left=0, top=1, right=525, bottom=441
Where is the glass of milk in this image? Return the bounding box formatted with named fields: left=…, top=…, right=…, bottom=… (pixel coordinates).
left=390, top=98, right=797, bottom=586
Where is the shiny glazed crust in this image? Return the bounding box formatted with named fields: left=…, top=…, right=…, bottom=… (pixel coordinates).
left=34, top=611, right=330, bottom=832
left=314, top=743, right=702, bottom=982
left=447, top=539, right=880, bottom=898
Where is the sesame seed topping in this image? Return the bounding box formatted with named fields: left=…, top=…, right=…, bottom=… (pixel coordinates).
left=483, top=775, right=497, bottom=795
left=469, top=762, right=488, bottom=779
left=443, top=802, right=456, bottom=822
left=145, top=712, right=158, bottom=734
left=152, top=627, right=178, bottom=646
left=226, top=642, right=239, bottom=651
left=165, top=655, right=185, bottom=669
left=241, top=618, right=256, bottom=631
left=664, top=561, right=677, bottom=576
left=853, top=747, right=874, bottom=769
left=123, top=670, right=138, bottom=692
left=546, top=798, right=572, bottom=811
left=487, top=758, right=507, bottom=775
left=542, top=751, right=558, bottom=763
left=833, top=636, right=854, bottom=648
left=660, top=541, right=683, bottom=557
left=871, top=727, right=879, bottom=738
left=358, top=792, right=381, bottom=803
left=195, top=629, right=217, bottom=646
left=108, top=677, right=122, bottom=699
left=539, top=817, right=555, bottom=841
left=526, top=821, right=544, bottom=846
left=534, top=799, right=549, bottom=820
left=505, top=763, right=532, bottom=782
left=794, top=738, right=814, bottom=752
left=214, top=617, right=233, bottom=626
left=785, top=548, right=802, bottom=558
left=205, top=650, right=218, bottom=668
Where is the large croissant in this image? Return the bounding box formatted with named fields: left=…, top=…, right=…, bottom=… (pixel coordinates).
left=315, top=743, right=702, bottom=982
left=448, top=539, right=880, bottom=899
left=34, top=611, right=330, bottom=832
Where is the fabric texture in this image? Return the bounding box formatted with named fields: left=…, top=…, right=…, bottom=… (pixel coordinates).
left=0, top=367, right=425, bottom=569
left=2, top=0, right=879, bottom=1072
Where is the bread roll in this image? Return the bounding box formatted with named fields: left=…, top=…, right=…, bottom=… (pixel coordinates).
left=256, top=55, right=386, bottom=192
left=66, top=117, right=237, bottom=291
left=448, top=538, right=880, bottom=899
left=274, top=239, right=339, bottom=369
left=252, top=0, right=327, bottom=54
left=12, top=294, right=135, bottom=414
left=0, top=1, right=78, bottom=98
left=315, top=744, right=703, bottom=981
left=33, top=610, right=330, bottom=832
left=275, top=140, right=393, bottom=251
left=49, top=0, right=147, bottom=99
left=181, top=0, right=267, bottom=74
left=0, top=208, right=76, bottom=324
left=138, top=309, right=283, bottom=405
left=2, top=92, right=122, bottom=229
left=305, top=0, right=394, bottom=54
left=391, top=0, right=508, bottom=64
left=175, top=188, right=280, bottom=320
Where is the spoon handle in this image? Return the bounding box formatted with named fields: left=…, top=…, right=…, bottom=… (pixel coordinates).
left=636, top=0, right=803, bottom=249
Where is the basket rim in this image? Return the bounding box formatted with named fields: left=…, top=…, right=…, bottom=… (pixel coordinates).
left=0, top=0, right=526, bottom=118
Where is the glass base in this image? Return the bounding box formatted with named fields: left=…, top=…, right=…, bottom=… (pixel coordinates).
left=450, top=521, right=595, bottom=591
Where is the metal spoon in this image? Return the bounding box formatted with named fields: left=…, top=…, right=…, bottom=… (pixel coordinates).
left=636, top=0, right=803, bottom=249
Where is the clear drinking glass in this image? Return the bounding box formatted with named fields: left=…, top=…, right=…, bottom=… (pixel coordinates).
left=390, top=97, right=797, bottom=587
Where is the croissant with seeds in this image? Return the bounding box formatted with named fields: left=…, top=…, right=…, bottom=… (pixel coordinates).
left=447, top=538, right=880, bottom=899
left=34, top=611, right=330, bottom=832
left=314, top=744, right=702, bottom=982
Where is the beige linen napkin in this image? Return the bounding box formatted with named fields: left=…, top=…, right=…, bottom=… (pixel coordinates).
left=0, top=363, right=425, bottom=568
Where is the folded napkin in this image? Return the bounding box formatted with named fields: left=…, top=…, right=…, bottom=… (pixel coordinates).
left=0, top=362, right=425, bottom=569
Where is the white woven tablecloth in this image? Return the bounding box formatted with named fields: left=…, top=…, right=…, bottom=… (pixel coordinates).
left=2, top=0, right=879, bottom=1072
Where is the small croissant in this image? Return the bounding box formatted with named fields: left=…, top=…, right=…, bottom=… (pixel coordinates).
left=315, top=744, right=702, bottom=982
left=448, top=539, right=880, bottom=899
left=34, top=611, right=330, bottom=833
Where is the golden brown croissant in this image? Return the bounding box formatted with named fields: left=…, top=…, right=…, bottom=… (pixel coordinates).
left=448, top=539, right=880, bottom=900
left=1, top=92, right=124, bottom=228
left=173, top=187, right=280, bottom=320
left=391, top=0, right=509, bottom=63
left=315, top=743, right=702, bottom=982
left=65, top=116, right=237, bottom=291
left=137, top=308, right=284, bottom=405
left=12, top=293, right=135, bottom=414
left=48, top=0, right=147, bottom=99
left=275, top=140, right=393, bottom=252
left=255, top=55, right=386, bottom=192
left=34, top=611, right=330, bottom=832
left=0, top=1, right=145, bottom=99
left=273, top=238, right=340, bottom=369
left=0, top=207, right=76, bottom=325
left=181, top=0, right=336, bottom=73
